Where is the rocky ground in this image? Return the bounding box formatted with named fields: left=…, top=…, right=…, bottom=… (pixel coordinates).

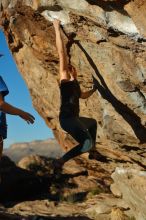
left=0, top=141, right=146, bottom=220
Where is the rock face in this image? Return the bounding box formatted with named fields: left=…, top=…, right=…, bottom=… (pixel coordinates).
left=0, top=1, right=146, bottom=219
left=0, top=0, right=146, bottom=178
left=0, top=0, right=146, bottom=150
left=111, top=167, right=146, bottom=220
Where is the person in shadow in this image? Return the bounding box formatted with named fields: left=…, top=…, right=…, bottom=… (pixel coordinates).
left=0, top=54, right=35, bottom=182
left=53, top=19, right=98, bottom=170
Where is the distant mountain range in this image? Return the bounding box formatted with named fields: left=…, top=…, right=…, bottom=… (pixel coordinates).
left=4, top=139, right=63, bottom=163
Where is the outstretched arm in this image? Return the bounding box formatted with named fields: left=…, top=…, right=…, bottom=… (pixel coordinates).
left=0, top=93, right=35, bottom=124
left=53, top=19, right=70, bottom=82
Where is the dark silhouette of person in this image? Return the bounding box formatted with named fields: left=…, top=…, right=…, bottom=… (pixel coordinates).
left=0, top=54, right=35, bottom=182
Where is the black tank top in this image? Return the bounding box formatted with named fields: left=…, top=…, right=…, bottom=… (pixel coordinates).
left=59, top=80, right=81, bottom=119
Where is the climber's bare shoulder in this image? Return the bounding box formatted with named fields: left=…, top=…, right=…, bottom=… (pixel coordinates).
left=60, top=69, right=70, bottom=81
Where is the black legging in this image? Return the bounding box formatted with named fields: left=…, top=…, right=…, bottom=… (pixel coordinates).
left=59, top=116, right=97, bottom=162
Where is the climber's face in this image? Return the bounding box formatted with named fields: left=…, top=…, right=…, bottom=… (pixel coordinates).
left=68, top=65, right=77, bottom=79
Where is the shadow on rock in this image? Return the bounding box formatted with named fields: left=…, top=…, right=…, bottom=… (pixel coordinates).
left=0, top=210, right=92, bottom=220
left=76, top=42, right=146, bottom=144
left=28, top=217, right=92, bottom=220
left=0, top=155, right=91, bottom=207
left=0, top=210, right=26, bottom=220
left=0, top=156, right=49, bottom=205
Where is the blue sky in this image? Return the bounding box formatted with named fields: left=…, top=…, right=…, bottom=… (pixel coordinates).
left=0, top=30, right=54, bottom=148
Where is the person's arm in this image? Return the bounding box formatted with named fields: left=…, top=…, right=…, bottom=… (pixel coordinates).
left=80, top=86, right=97, bottom=99
left=0, top=93, right=35, bottom=124
left=53, top=19, right=70, bottom=82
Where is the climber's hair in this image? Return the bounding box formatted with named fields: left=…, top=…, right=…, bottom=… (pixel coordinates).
left=68, top=64, right=75, bottom=72
left=68, top=64, right=77, bottom=79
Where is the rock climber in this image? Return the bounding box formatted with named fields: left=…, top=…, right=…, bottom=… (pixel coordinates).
left=53, top=19, right=98, bottom=170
